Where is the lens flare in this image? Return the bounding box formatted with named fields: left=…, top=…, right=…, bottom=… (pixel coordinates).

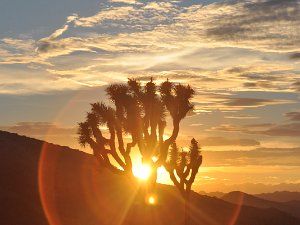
left=148, top=196, right=156, bottom=205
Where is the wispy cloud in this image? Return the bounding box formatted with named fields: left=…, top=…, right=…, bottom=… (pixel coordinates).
left=263, top=123, right=300, bottom=136
left=203, top=147, right=300, bottom=167
left=0, top=122, right=79, bottom=148
left=213, top=122, right=300, bottom=137
left=109, top=0, right=141, bottom=4
left=285, top=111, right=300, bottom=121
left=201, top=136, right=260, bottom=147
left=290, top=52, right=300, bottom=60
left=224, top=98, right=293, bottom=107
left=1, top=0, right=300, bottom=94
left=198, top=0, right=300, bottom=52
left=0, top=122, right=76, bottom=135
left=0, top=38, right=49, bottom=65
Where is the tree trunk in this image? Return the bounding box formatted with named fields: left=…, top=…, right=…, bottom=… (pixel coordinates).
left=148, top=167, right=157, bottom=192
left=184, top=186, right=191, bottom=225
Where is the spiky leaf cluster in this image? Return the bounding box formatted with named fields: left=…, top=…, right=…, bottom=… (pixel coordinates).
left=164, top=138, right=202, bottom=197
left=160, top=80, right=195, bottom=121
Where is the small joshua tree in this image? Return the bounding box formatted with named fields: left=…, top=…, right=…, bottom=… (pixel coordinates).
left=165, top=138, right=203, bottom=225
left=77, top=78, right=195, bottom=187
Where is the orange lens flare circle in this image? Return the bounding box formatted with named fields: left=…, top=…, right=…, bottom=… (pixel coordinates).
left=227, top=191, right=244, bottom=225
left=38, top=139, right=119, bottom=225
left=145, top=193, right=157, bottom=205
left=38, top=142, right=62, bottom=225
left=38, top=91, right=89, bottom=225
left=37, top=90, right=244, bottom=225
left=148, top=196, right=156, bottom=205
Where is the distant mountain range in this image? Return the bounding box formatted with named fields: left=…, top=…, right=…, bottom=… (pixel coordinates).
left=199, top=191, right=225, bottom=198
left=201, top=191, right=300, bottom=203
left=255, top=191, right=300, bottom=202
left=222, top=191, right=300, bottom=219
left=1, top=130, right=300, bottom=225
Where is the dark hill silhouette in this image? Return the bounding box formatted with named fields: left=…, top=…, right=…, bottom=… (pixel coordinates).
left=1, top=130, right=300, bottom=225
left=199, top=191, right=225, bottom=198
left=222, top=191, right=300, bottom=219
left=255, top=191, right=300, bottom=202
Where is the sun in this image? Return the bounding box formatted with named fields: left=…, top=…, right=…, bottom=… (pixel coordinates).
left=133, top=164, right=152, bottom=180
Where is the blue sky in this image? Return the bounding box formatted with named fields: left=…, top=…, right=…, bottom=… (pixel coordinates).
left=1, top=0, right=300, bottom=193
left=0, top=0, right=102, bottom=38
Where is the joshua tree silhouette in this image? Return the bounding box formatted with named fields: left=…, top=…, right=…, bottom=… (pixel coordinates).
left=165, top=139, right=203, bottom=225
left=78, top=78, right=201, bottom=224
left=78, top=78, right=195, bottom=186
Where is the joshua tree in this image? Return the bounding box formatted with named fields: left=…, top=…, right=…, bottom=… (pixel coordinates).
left=165, top=138, right=203, bottom=225
left=77, top=78, right=195, bottom=186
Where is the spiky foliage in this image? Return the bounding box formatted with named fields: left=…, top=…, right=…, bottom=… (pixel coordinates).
left=77, top=78, right=195, bottom=179
left=165, top=142, right=179, bottom=171
left=78, top=122, right=92, bottom=148
left=165, top=139, right=202, bottom=196
left=164, top=138, right=202, bottom=225
left=160, top=81, right=194, bottom=121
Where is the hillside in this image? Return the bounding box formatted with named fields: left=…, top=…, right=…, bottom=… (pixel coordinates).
left=222, top=191, right=300, bottom=219
left=1, top=130, right=300, bottom=225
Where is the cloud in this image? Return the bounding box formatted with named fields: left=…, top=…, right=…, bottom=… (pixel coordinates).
left=1, top=38, right=35, bottom=51
left=200, top=137, right=260, bottom=146
left=213, top=122, right=300, bottom=137
left=203, top=147, right=300, bottom=167
left=0, top=38, right=50, bottom=65
left=290, top=52, right=300, bottom=60
left=285, top=112, right=300, bottom=121
left=213, top=123, right=273, bottom=132
left=192, top=92, right=296, bottom=112
left=48, top=24, right=69, bottom=40
left=143, top=2, right=174, bottom=11
left=0, top=122, right=79, bottom=148
left=0, top=122, right=76, bottom=136
left=109, top=0, right=140, bottom=4
left=0, top=65, right=91, bottom=95
left=292, top=81, right=300, bottom=91
left=36, top=23, right=70, bottom=54
left=223, top=63, right=300, bottom=92
left=263, top=123, right=300, bottom=136
left=224, top=98, right=292, bottom=107
left=35, top=15, right=90, bottom=56
left=201, top=0, right=300, bottom=52
left=224, top=114, right=259, bottom=120
left=73, top=6, right=135, bottom=27
left=243, top=82, right=257, bottom=88
left=66, top=14, right=79, bottom=23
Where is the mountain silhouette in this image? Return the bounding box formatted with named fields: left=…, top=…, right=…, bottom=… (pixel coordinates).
left=255, top=191, right=300, bottom=202
left=1, top=130, right=300, bottom=225
left=199, top=191, right=225, bottom=198
left=222, top=191, right=300, bottom=219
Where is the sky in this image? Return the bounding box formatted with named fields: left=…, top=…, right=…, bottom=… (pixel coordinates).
left=1, top=0, right=300, bottom=194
